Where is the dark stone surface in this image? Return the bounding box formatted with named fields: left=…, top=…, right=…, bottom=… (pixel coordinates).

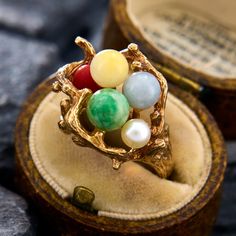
left=0, top=31, right=59, bottom=191
left=60, top=0, right=109, bottom=62
left=213, top=160, right=236, bottom=236
left=226, top=141, right=236, bottom=163
left=214, top=141, right=236, bottom=236
left=0, top=1, right=108, bottom=234
left=0, top=0, right=107, bottom=49
left=0, top=31, right=58, bottom=107
left=0, top=0, right=234, bottom=235
left=213, top=141, right=236, bottom=235
left=0, top=0, right=87, bottom=37
left=0, top=185, right=35, bottom=236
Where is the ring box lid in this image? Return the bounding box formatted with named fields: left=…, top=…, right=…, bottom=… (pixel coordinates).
left=108, top=0, right=236, bottom=91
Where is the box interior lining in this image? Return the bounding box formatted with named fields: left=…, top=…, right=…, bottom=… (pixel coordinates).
left=127, top=0, right=236, bottom=79
left=29, top=91, right=212, bottom=220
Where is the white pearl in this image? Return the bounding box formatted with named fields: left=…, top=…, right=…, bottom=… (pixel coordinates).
left=121, top=119, right=151, bottom=149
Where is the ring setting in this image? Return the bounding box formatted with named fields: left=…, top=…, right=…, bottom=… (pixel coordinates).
left=52, top=36, right=173, bottom=178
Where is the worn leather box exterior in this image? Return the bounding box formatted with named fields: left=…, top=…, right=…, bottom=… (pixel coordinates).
left=15, top=77, right=226, bottom=235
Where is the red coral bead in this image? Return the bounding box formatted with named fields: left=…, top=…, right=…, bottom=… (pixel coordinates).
left=72, top=64, right=101, bottom=92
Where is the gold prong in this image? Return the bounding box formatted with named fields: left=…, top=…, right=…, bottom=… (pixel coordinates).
left=75, top=36, right=96, bottom=63
left=52, top=81, right=61, bottom=92
left=131, top=61, right=142, bottom=71
left=128, top=43, right=138, bottom=52
left=112, top=159, right=122, bottom=170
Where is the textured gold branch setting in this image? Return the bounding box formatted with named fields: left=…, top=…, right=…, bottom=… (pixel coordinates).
left=52, top=36, right=173, bottom=178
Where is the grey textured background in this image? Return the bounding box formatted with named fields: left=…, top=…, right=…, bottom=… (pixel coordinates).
left=0, top=0, right=235, bottom=235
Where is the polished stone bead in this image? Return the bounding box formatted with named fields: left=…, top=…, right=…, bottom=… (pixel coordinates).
left=87, top=88, right=130, bottom=131
left=72, top=64, right=101, bottom=92
left=90, top=49, right=129, bottom=88
left=123, top=72, right=161, bottom=109
left=121, top=119, right=151, bottom=148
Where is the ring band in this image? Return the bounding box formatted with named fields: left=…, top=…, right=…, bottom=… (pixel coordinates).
left=52, top=37, right=173, bottom=178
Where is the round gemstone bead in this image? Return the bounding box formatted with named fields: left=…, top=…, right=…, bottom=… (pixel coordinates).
left=72, top=64, right=101, bottom=92
left=123, top=72, right=161, bottom=109
left=90, top=49, right=129, bottom=88
left=121, top=119, right=151, bottom=149
left=87, top=88, right=130, bottom=131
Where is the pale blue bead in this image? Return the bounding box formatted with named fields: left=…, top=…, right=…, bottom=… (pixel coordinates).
left=123, top=72, right=161, bottom=109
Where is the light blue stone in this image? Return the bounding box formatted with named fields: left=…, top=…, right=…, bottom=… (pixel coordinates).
left=123, top=72, right=161, bottom=109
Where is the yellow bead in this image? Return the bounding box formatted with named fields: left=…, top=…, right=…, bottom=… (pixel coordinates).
left=90, top=49, right=129, bottom=88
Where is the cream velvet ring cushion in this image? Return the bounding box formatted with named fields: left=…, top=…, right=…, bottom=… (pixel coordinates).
left=29, top=91, right=211, bottom=220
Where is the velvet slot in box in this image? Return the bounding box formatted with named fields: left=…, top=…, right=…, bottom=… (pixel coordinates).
left=15, top=76, right=226, bottom=235
left=103, top=0, right=236, bottom=139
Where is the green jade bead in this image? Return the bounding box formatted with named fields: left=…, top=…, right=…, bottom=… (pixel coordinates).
left=87, top=88, right=130, bottom=131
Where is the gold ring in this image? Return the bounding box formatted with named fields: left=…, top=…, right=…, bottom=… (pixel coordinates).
left=52, top=36, right=173, bottom=178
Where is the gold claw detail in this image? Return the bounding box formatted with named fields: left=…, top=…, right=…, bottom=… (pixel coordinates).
left=53, top=37, right=173, bottom=178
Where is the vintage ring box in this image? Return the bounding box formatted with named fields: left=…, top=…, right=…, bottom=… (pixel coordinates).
left=104, top=0, right=236, bottom=139
left=15, top=72, right=226, bottom=235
